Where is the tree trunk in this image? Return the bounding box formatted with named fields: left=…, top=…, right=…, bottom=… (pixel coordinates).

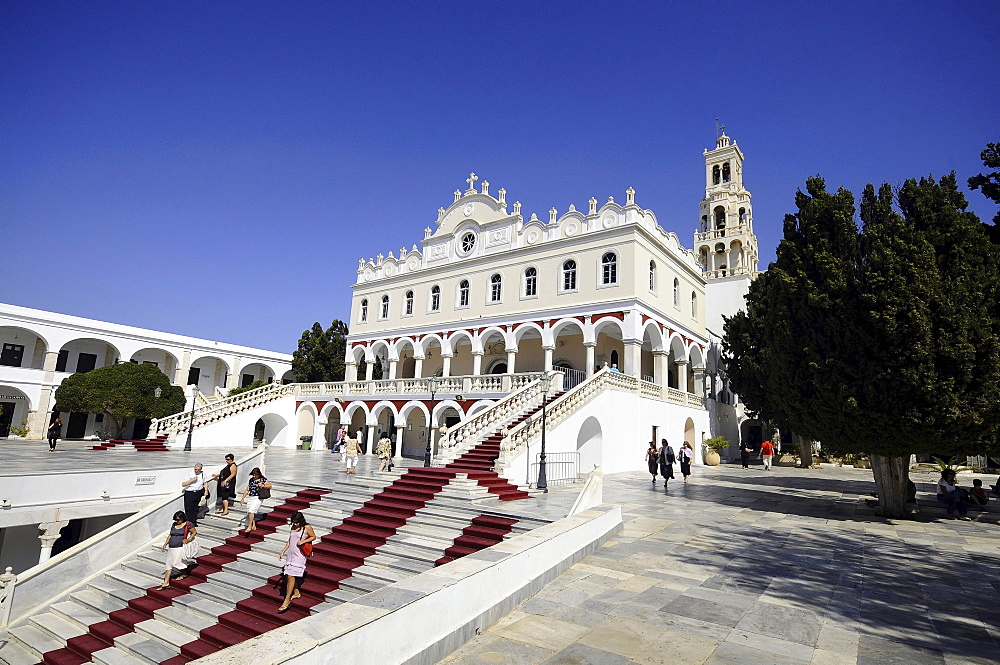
left=800, top=440, right=814, bottom=468
left=870, top=453, right=910, bottom=518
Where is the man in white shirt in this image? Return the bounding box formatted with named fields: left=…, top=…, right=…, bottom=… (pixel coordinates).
left=181, top=463, right=206, bottom=526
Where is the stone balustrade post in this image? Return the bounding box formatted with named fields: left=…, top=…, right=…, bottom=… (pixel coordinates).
left=37, top=520, right=69, bottom=565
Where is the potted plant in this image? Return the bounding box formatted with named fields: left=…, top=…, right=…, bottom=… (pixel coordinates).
left=703, top=436, right=729, bottom=466
left=9, top=420, right=29, bottom=439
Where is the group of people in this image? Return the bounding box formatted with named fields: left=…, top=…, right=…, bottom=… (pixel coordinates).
left=331, top=426, right=394, bottom=473
left=645, top=439, right=694, bottom=485
left=738, top=439, right=776, bottom=470
left=936, top=469, right=993, bottom=519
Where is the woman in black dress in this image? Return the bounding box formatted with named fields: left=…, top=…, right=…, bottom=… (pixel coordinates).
left=211, top=453, right=238, bottom=515
left=645, top=442, right=659, bottom=482
left=659, top=439, right=675, bottom=486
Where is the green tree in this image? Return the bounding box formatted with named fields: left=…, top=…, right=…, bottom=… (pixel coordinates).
left=968, top=141, right=1000, bottom=242
left=292, top=320, right=349, bottom=382
left=53, top=363, right=186, bottom=439
left=724, top=175, right=1000, bottom=517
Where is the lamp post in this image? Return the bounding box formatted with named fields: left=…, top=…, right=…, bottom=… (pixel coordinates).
left=537, top=373, right=552, bottom=492
left=423, top=376, right=439, bottom=467
left=184, top=385, right=199, bottom=452
left=151, top=386, right=162, bottom=438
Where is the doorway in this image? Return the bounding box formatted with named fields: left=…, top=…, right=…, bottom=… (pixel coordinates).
left=66, top=412, right=89, bottom=438
left=0, top=402, right=14, bottom=436
left=0, top=344, right=24, bottom=367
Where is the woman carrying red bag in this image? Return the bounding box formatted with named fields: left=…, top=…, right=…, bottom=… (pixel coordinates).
left=277, top=511, right=316, bottom=613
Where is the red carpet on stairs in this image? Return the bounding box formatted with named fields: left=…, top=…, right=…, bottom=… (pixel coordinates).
left=91, top=434, right=171, bottom=451
left=39, top=489, right=327, bottom=665
left=435, top=514, right=519, bottom=566
left=166, top=468, right=462, bottom=664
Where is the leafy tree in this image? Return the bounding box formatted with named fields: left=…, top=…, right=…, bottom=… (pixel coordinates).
left=724, top=175, right=1000, bottom=517
left=227, top=379, right=269, bottom=397
left=292, top=320, right=349, bottom=382
left=968, top=141, right=1000, bottom=242
left=53, top=363, right=186, bottom=438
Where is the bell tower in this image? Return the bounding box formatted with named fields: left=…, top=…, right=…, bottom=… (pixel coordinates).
left=695, top=128, right=758, bottom=281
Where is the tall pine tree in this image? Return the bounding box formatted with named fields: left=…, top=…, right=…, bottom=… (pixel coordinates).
left=292, top=320, right=349, bottom=382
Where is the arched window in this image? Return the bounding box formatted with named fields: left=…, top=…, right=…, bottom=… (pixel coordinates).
left=691, top=292, right=697, bottom=317
left=673, top=278, right=679, bottom=306
left=524, top=267, right=537, bottom=297
left=458, top=280, right=470, bottom=307
left=649, top=261, right=656, bottom=291
left=701, top=215, right=708, bottom=231
left=404, top=290, right=413, bottom=315
left=712, top=165, right=720, bottom=185
left=739, top=207, right=747, bottom=223
left=714, top=206, right=726, bottom=230
left=722, top=162, right=731, bottom=183
left=380, top=295, right=389, bottom=319
left=610, top=349, right=620, bottom=369
left=360, top=299, right=368, bottom=322
left=430, top=285, right=441, bottom=311
left=562, top=260, right=577, bottom=291
left=601, top=252, right=617, bottom=285
left=720, top=264, right=727, bottom=277
left=490, top=274, right=502, bottom=302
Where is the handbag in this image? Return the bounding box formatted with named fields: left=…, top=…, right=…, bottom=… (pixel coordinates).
left=298, top=541, right=313, bottom=557
left=258, top=484, right=271, bottom=500
left=181, top=523, right=200, bottom=560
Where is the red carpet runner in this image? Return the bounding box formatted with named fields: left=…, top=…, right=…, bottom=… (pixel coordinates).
left=91, top=434, right=171, bottom=451
left=435, top=515, right=519, bottom=566
left=40, top=489, right=327, bottom=665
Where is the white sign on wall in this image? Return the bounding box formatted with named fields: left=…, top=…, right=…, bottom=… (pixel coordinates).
left=135, top=476, right=156, bottom=486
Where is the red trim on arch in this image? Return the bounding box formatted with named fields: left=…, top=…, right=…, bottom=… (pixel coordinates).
left=295, top=401, right=303, bottom=410
left=312, top=401, right=328, bottom=414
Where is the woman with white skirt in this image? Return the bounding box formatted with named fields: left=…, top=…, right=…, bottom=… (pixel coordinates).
left=158, top=511, right=196, bottom=589
left=240, top=467, right=271, bottom=532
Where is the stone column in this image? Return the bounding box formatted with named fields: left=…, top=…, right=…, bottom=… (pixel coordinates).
left=227, top=356, right=242, bottom=389
left=654, top=351, right=669, bottom=392
left=175, top=349, right=191, bottom=385
left=543, top=346, right=554, bottom=372
left=472, top=351, right=483, bottom=376
left=584, top=343, right=596, bottom=375
left=365, top=359, right=375, bottom=381
left=623, top=341, right=642, bottom=377
left=387, top=359, right=398, bottom=380
left=413, top=356, right=424, bottom=379
left=676, top=359, right=689, bottom=393
left=441, top=353, right=452, bottom=377
left=346, top=362, right=358, bottom=382
left=38, top=521, right=69, bottom=565
left=506, top=349, right=516, bottom=374
left=394, top=425, right=405, bottom=463
left=365, top=424, right=377, bottom=455
left=315, top=417, right=328, bottom=453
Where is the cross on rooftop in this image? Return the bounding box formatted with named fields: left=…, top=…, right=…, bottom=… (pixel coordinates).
left=466, top=173, right=478, bottom=192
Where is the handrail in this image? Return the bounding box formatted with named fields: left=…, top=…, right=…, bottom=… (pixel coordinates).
left=438, top=376, right=546, bottom=455
left=1, top=446, right=266, bottom=629
left=154, top=382, right=292, bottom=435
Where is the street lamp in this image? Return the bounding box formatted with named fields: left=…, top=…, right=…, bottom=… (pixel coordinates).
left=537, top=372, right=552, bottom=492
left=423, top=376, right=439, bottom=467
left=184, top=385, right=199, bottom=452
left=151, top=386, right=162, bottom=438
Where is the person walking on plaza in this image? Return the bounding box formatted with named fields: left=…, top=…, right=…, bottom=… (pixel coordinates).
left=376, top=433, right=393, bottom=472
left=659, top=439, right=675, bottom=486
left=937, top=469, right=969, bottom=519
left=211, top=453, right=238, bottom=515
left=158, top=511, right=196, bottom=590
left=277, top=511, right=316, bottom=613
left=181, top=463, right=207, bottom=526
left=356, top=428, right=366, bottom=454
left=645, top=441, right=659, bottom=483
left=333, top=425, right=345, bottom=454
left=760, top=439, right=775, bottom=470
left=47, top=417, right=62, bottom=451
left=679, top=442, right=693, bottom=482
left=741, top=441, right=754, bottom=469
left=343, top=434, right=362, bottom=474
left=241, top=467, right=271, bottom=532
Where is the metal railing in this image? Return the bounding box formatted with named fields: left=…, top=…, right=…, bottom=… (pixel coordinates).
left=528, top=451, right=580, bottom=488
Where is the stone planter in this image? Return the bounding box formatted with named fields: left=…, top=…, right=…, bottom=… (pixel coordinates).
left=704, top=450, right=721, bottom=466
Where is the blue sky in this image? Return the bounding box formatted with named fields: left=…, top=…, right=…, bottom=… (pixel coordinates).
left=3, top=1, right=998, bottom=353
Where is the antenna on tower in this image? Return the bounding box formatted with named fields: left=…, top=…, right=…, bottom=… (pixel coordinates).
left=715, top=118, right=719, bottom=139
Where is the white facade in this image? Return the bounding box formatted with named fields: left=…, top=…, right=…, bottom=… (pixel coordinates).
left=0, top=303, right=294, bottom=439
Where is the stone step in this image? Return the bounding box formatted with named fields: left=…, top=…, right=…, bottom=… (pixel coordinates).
left=29, top=611, right=82, bottom=644
left=9, top=624, right=65, bottom=660
left=113, top=631, right=179, bottom=665
left=91, top=645, right=148, bottom=665
left=104, top=569, right=162, bottom=597
left=49, top=599, right=107, bottom=633
left=133, top=617, right=197, bottom=651
left=0, top=638, right=42, bottom=665
left=169, top=594, right=233, bottom=623
left=152, top=603, right=221, bottom=636
left=365, top=552, right=435, bottom=575
left=70, top=588, right=130, bottom=617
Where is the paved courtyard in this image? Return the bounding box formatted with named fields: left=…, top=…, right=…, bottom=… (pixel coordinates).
left=439, top=465, right=1000, bottom=665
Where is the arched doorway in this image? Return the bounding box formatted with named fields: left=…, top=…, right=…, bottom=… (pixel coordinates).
left=577, top=416, right=603, bottom=476
left=255, top=413, right=289, bottom=447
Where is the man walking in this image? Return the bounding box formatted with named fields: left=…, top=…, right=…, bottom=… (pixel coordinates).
left=760, top=440, right=775, bottom=471
left=181, top=463, right=206, bottom=525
